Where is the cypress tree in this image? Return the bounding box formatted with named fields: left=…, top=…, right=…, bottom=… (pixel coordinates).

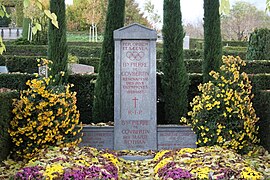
left=93, top=0, right=125, bottom=122
left=203, top=0, right=222, bottom=82
left=48, top=0, right=68, bottom=85
left=162, top=0, right=189, bottom=124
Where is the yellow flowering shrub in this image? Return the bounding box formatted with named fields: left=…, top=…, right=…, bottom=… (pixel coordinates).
left=187, top=56, right=259, bottom=154
left=9, top=59, right=82, bottom=160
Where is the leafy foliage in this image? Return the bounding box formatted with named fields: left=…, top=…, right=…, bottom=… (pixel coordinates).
left=8, top=59, right=82, bottom=160
left=162, top=0, right=189, bottom=123
left=221, top=2, right=270, bottom=41
left=186, top=56, right=259, bottom=154
left=247, top=28, right=270, bottom=60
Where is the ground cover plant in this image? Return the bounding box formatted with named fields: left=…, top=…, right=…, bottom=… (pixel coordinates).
left=0, top=145, right=269, bottom=179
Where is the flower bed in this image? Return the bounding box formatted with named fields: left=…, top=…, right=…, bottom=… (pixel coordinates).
left=0, top=145, right=269, bottom=179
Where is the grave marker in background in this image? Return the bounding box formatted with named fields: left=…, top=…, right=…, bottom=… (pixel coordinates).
left=114, top=23, right=157, bottom=150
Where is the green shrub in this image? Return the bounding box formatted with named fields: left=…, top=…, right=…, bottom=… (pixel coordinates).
left=4, top=45, right=101, bottom=58
left=5, top=45, right=47, bottom=56
left=189, top=39, right=248, bottom=50
left=223, top=46, right=247, bottom=52
left=11, top=38, right=31, bottom=45
left=0, top=91, right=19, bottom=162
left=5, top=56, right=41, bottom=73
left=253, top=90, right=270, bottom=152
left=189, top=38, right=204, bottom=49
left=9, top=60, right=82, bottom=160
left=0, top=73, right=34, bottom=90
left=186, top=56, right=259, bottom=154
left=68, top=74, right=97, bottom=124
left=222, top=41, right=248, bottom=47
left=67, top=41, right=102, bottom=47
left=250, top=74, right=270, bottom=91
left=243, top=61, right=270, bottom=74
left=184, top=49, right=203, bottom=59
left=223, top=49, right=247, bottom=60
left=69, top=46, right=101, bottom=58
left=247, top=28, right=270, bottom=60
left=0, top=55, right=6, bottom=66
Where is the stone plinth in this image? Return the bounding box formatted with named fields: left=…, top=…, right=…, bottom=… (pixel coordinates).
left=114, top=23, right=157, bottom=151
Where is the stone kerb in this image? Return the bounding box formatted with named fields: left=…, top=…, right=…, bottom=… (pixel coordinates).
left=114, top=23, right=157, bottom=151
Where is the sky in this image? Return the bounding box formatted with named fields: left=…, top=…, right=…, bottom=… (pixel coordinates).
left=135, top=0, right=267, bottom=26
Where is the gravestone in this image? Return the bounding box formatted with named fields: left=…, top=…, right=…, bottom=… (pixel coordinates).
left=68, top=63, right=94, bottom=74
left=114, top=23, right=157, bottom=150
left=183, top=36, right=190, bottom=49
left=0, top=66, right=8, bottom=73
left=38, top=65, right=48, bottom=77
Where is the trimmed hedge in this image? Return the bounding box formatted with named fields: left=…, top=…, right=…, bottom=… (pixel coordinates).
left=67, top=41, right=102, bottom=47
left=5, top=45, right=47, bottom=56
left=5, top=56, right=41, bottom=74
left=0, top=73, right=34, bottom=90
left=222, top=40, right=248, bottom=47
left=4, top=55, right=270, bottom=75
left=253, top=90, right=270, bottom=152
left=4, top=45, right=101, bottom=58
left=250, top=74, right=270, bottom=91
left=189, top=39, right=248, bottom=50
left=223, top=46, right=247, bottom=52
left=3, top=45, right=250, bottom=61
left=68, top=46, right=101, bottom=58
left=223, top=50, right=247, bottom=60
left=0, top=91, right=19, bottom=162
left=68, top=74, right=97, bottom=124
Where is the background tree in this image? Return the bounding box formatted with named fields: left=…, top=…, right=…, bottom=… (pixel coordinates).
left=144, top=0, right=161, bottom=31
left=66, top=0, right=149, bottom=33
left=221, top=2, right=270, bottom=41
left=23, top=0, right=49, bottom=44
left=48, top=0, right=68, bottom=84
left=184, top=19, right=204, bottom=39
left=66, top=0, right=106, bottom=31
left=162, top=0, right=189, bottom=124
left=125, top=0, right=150, bottom=27
left=93, top=0, right=125, bottom=122
left=203, top=0, right=222, bottom=82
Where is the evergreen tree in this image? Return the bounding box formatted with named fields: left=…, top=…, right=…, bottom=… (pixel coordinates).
left=162, top=0, right=189, bottom=124
left=48, top=0, right=68, bottom=85
left=203, top=0, right=222, bottom=82
left=93, top=0, right=125, bottom=122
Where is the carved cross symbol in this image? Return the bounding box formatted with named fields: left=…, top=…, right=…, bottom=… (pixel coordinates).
left=132, top=97, right=138, bottom=108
